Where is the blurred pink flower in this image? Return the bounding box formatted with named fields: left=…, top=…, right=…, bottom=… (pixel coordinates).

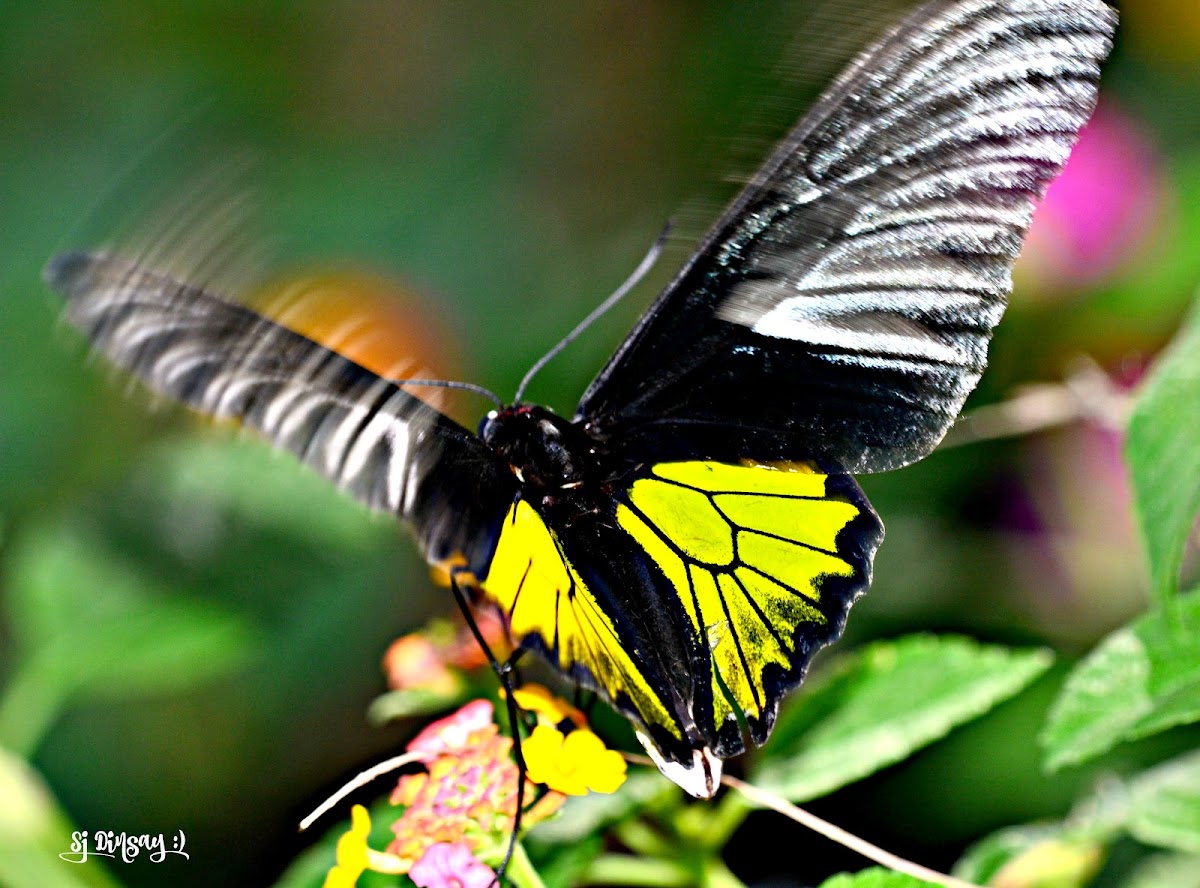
left=1019, top=101, right=1163, bottom=292
left=999, top=368, right=1150, bottom=642
left=388, top=697, right=565, bottom=866
left=389, top=724, right=521, bottom=863
left=382, top=633, right=461, bottom=695
left=409, top=842, right=496, bottom=888
left=406, top=699, right=497, bottom=757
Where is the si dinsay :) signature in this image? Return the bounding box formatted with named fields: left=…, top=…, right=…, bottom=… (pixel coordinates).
left=60, top=829, right=189, bottom=864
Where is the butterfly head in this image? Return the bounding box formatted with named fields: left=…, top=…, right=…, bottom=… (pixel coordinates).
left=480, top=404, right=598, bottom=492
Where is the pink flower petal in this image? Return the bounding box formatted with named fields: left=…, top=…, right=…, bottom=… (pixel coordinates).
left=1022, top=101, right=1163, bottom=289
left=409, top=842, right=496, bottom=888
left=407, top=699, right=495, bottom=756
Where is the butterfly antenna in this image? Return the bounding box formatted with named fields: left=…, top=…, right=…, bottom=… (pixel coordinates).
left=513, top=219, right=671, bottom=404
left=398, top=378, right=504, bottom=410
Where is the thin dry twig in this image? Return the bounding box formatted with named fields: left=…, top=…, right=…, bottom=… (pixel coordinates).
left=940, top=356, right=1131, bottom=450
left=721, top=774, right=984, bottom=888
left=620, top=752, right=982, bottom=887
left=298, top=750, right=428, bottom=832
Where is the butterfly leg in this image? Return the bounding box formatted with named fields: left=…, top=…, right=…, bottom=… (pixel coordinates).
left=449, top=567, right=527, bottom=887
left=574, top=686, right=597, bottom=719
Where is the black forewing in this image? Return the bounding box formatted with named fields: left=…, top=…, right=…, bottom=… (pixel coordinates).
left=577, top=0, right=1117, bottom=473
left=45, top=251, right=515, bottom=573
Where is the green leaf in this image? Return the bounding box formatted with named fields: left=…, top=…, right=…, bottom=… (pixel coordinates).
left=35, top=597, right=257, bottom=698
left=142, top=435, right=388, bottom=552
left=9, top=523, right=258, bottom=693
left=1040, top=590, right=1200, bottom=771
left=753, top=635, right=1052, bottom=802
left=4, top=522, right=121, bottom=653
left=1119, top=853, right=1200, bottom=888
left=0, top=748, right=122, bottom=888
left=1126, top=305, right=1200, bottom=602
left=953, top=823, right=1104, bottom=888
left=988, top=841, right=1104, bottom=888
left=367, top=687, right=467, bottom=724
left=526, top=835, right=604, bottom=888
left=525, top=771, right=667, bottom=845
left=957, top=749, right=1200, bottom=885
left=0, top=522, right=258, bottom=753
left=954, top=823, right=1069, bottom=884
left=818, top=868, right=938, bottom=888
left=1128, top=749, right=1200, bottom=855
left=954, top=773, right=1132, bottom=884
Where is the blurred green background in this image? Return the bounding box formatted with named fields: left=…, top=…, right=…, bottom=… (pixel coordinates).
left=2, top=1, right=1199, bottom=886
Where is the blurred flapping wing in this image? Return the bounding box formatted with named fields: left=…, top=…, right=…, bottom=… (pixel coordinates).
left=45, top=251, right=513, bottom=571
left=578, top=0, right=1117, bottom=473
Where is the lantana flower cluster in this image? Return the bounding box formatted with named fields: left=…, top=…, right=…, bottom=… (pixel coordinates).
left=389, top=700, right=550, bottom=868
left=323, top=682, right=627, bottom=888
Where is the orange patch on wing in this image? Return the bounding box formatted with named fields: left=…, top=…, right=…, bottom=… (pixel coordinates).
left=251, top=268, right=461, bottom=415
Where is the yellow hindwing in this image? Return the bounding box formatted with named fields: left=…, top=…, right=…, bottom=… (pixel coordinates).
left=480, top=499, right=679, bottom=739
left=616, top=461, right=861, bottom=728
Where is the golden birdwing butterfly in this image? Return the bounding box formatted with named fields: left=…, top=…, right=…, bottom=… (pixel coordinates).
left=45, top=0, right=1116, bottom=798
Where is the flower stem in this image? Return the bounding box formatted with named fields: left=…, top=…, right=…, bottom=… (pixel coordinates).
left=698, top=791, right=754, bottom=851
left=613, top=817, right=674, bottom=858
left=580, top=854, right=695, bottom=887
left=505, top=842, right=547, bottom=888
left=701, top=857, right=748, bottom=888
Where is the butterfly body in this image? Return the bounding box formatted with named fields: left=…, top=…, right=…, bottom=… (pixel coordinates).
left=446, top=398, right=882, bottom=797
left=46, top=0, right=1117, bottom=798
left=480, top=404, right=606, bottom=498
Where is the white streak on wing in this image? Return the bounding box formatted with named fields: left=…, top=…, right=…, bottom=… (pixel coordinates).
left=322, top=398, right=371, bottom=478
left=403, top=441, right=424, bottom=516
left=323, top=374, right=392, bottom=478
left=338, top=393, right=395, bottom=484
left=846, top=196, right=1029, bottom=237
left=752, top=299, right=969, bottom=364
left=269, top=389, right=330, bottom=446
left=767, top=287, right=984, bottom=321
left=206, top=363, right=259, bottom=416
left=103, top=312, right=184, bottom=356
left=833, top=70, right=1092, bottom=181
left=799, top=259, right=999, bottom=295
left=153, top=341, right=219, bottom=390
left=70, top=283, right=146, bottom=326
left=205, top=372, right=276, bottom=418
left=260, top=382, right=313, bottom=436
left=822, top=220, right=1023, bottom=262
left=384, top=408, right=412, bottom=512
left=821, top=351, right=987, bottom=385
